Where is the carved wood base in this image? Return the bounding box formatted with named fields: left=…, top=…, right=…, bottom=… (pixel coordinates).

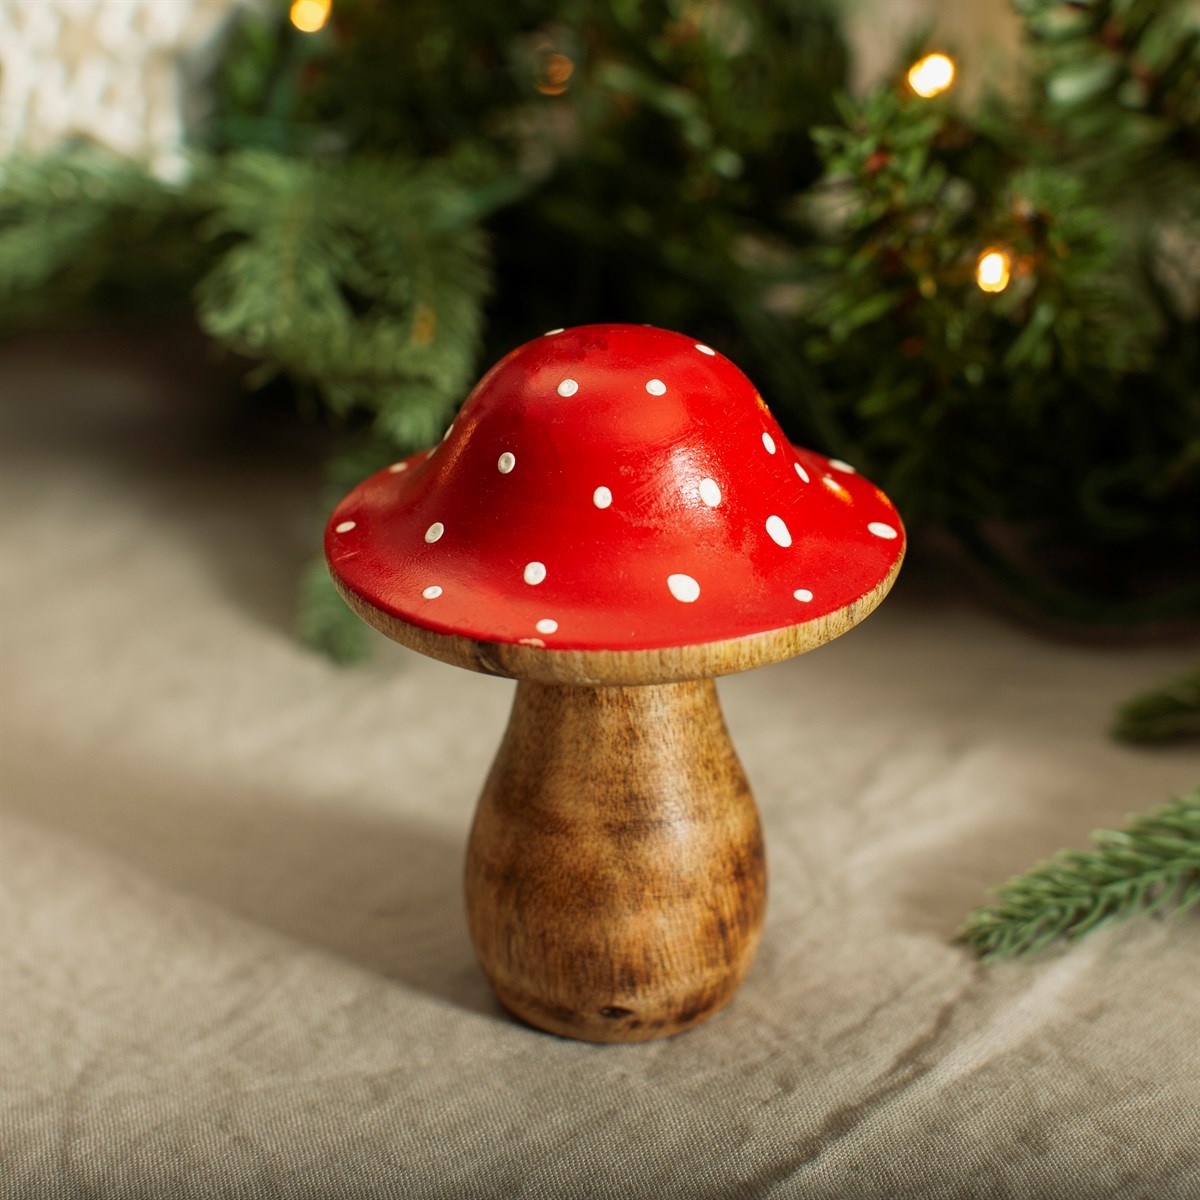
left=465, top=679, right=766, bottom=1043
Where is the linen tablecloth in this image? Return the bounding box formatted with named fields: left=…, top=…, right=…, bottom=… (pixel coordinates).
left=2, top=335, right=1197, bottom=1199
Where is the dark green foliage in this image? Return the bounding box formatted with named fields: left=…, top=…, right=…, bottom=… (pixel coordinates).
left=0, top=150, right=207, bottom=326
left=801, top=0, right=1200, bottom=626
left=298, top=425, right=425, bottom=663
left=195, top=151, right=493, bottom=449
left=225, top=0, right=848, bottom=388
left=1, top=0, right=1196, bottom=650
left=296, top=555, right=369, bottom=664
left=959, top=790, right=1200, bottom=959
left=1016, top=0, right=1200, bottom=152
left=1113, top=667, right=1200, bottom=744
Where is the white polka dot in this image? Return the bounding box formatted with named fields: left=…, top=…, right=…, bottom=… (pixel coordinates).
left=762, top=432, right=776, bottom=454
left=335, top=520, right=356, bottom=533
left=425, top=522, right=444, bottom=543
left=667, top=574, right=700, bottom=603
left=535, top=618, right=558, bottom=635
left=544, top=328, right=564, bottom=336
left=695, top=344, right=716, bottom=356
left=698, top=478, right=721, bottom=507
left=387, top=461, right=408, bottom=473
left=794, top=462, right=809, bottom=483
left=593, top=486, right=612, bottom=509
left=422, top=585, right=443, bottom=599
left=829, top=458, right=856, bottom=474
left=645, top=379, right=666, bottom=396
left=497, top=452, right=516, bottom=474
left=524, top=561, right=547, bottom=586
left=823, top=474, right=846, bottom=494
left=557, top=379, right=579, bottom=397
left=868, top=522, right=898, bottom=540
left=766, top=515, right=792, bottom=547
left=520, top=637, right=546, bottom=648
left=794, top=589, right=813, bottom=602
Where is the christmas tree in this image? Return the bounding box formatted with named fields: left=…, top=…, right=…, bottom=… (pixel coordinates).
left=2, top=0, right=1197, bottom=655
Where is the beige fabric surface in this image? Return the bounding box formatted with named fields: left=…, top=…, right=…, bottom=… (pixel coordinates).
left=1, top=335, right=1198, bottom=1200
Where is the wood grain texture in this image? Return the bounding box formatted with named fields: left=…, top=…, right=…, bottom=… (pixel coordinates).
left=331, top=549, right=902, bottom=1041
left=331, top=549, right=902, bottom=686
left=465, top=679, right=766, bottom=1042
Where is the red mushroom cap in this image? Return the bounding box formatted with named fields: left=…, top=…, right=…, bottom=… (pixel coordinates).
left=326, top=324, right=904, bottom=653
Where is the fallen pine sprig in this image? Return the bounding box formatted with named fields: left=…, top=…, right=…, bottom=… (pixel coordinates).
left=958, top=789, right=1200, bottom=960
left=1111, top=667, right=1200, bottom=745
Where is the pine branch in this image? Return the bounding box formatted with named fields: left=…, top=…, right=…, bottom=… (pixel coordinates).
left=801, top=73, right=1200, bottom=622
left=296, top=556, right=369, bottom=665
left=1112, top=667, right=1200, bottom=743
left=958, top=791, right=1200, bottom=959
left=295, top=428, right=419, bottom=662
left=194, top=150, right=493, bottom=449
left=0, top=149, right=207, bottom=326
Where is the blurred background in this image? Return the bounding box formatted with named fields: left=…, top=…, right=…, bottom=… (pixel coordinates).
left=2, top=7, right=1198, bottom=1193
left=2, top=0, right=1196, bottom=670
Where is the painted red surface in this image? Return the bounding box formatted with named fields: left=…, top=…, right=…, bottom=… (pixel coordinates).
left=326, top=324, right=904, bottom=651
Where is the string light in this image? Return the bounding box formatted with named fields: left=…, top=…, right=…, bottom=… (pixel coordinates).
left=290, top=0, right=331, bottom=34
left=976, top=248, right=1012, bottom=294
left=535, top=52, right=575, bottom=96
left=907, top=53, right=955, bottom=99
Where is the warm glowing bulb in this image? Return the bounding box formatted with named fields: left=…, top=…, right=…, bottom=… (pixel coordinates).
left=536, top=52, right=575, bottom=96
left=976, top=249, right=1012, bottom=294
left=907, top=53, right=955, bottom=99
left=290, top=0, right=330, bottom=33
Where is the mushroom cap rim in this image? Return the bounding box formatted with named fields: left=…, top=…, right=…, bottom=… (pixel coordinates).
left=331, top=551, right=903, bottom=687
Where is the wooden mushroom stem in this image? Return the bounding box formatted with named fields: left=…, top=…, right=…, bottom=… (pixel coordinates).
left=467, top=678, right=766, bottom=1043
left=332, top=569, right=904, bottom=1043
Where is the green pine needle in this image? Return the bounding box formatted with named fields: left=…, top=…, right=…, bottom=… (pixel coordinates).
left=296, top=557, right=370, bottom=665
left=194, top=150, right=492, bottom=445
left=1112, top=668, right=1200, bottom=744
left=958, top=790, right=1200, bottom=960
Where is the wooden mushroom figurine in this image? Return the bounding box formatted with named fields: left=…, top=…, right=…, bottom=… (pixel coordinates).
left=327, top=324, right=904, bottom=1043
